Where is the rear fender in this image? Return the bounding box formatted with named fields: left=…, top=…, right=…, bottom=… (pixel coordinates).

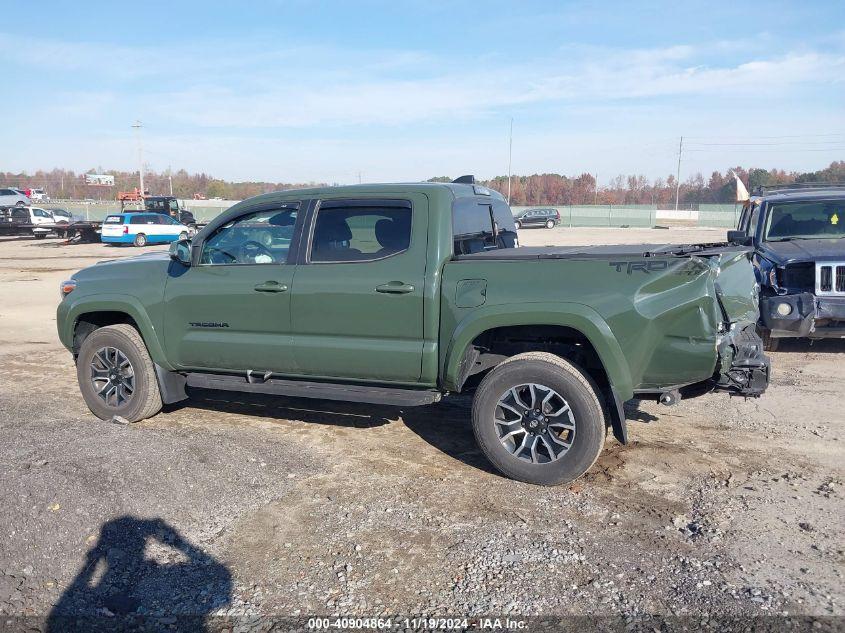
left=442, top=302, right=634, bottom=401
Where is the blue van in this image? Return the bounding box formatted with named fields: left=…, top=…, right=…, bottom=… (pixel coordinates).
left=101, top=213, right=196, bottom=247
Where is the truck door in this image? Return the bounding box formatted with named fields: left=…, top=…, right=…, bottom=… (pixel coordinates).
left=290, top=196, right=428, bottom=383
left=162, top=202, right=301, bottom=373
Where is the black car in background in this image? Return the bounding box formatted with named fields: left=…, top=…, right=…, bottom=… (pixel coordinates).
left=728, top=183, right=845, bottom=350
left=513, top=207, right=560, bottom=229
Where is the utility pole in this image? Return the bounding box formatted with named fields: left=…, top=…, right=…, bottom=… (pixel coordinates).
left=506, top=117, right=513, bottom=204
left=593, top=173, right=598, bottom=205
left=132, top=120, right=145, bottom=197
left=674, top=135, right=683, bottom=211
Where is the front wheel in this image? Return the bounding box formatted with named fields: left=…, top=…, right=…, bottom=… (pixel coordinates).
left=133, top=233, right=147, bottom=247
left=545, top=219, right=555, bottom=229
left=76, top=324, right=162, bottom=422
left=472, top=352, right=606, bottom=486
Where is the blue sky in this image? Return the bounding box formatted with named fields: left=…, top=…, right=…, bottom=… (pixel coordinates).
left=3, top=1, right=845, bottom=184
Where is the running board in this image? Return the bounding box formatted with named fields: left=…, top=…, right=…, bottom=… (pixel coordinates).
left=185, top=373, right=441, bottom=407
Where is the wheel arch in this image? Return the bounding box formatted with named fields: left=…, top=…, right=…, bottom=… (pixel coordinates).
left=62, top=294, right=171, bottom=370
left=441, top=303, right=633, bottom=443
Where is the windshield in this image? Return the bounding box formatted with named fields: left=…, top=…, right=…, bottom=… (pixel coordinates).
left=764, top=199, right=845, bottom=241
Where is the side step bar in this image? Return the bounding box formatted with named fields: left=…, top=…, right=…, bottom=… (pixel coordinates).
left=185, top=373, right=442, bottom=407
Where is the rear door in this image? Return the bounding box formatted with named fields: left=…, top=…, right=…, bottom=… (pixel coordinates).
left=101, top=215, right=126, bottom=239
left=290, top=196, right=428, bottom=383
left=162, top=202, right=302, bottom=373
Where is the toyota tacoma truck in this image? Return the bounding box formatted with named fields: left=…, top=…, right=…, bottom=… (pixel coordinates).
left=728, top=183, right=845, bottom=351
left=57, top=177, right=769, bottom=485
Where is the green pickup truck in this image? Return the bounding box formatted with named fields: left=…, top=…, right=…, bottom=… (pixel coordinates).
left=57, top=178, right=769, bottom=485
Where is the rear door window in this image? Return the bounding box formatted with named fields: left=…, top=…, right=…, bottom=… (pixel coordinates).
left=104, top=215, right=124, bottom=224
left=309, top=200, right=412, bottom=263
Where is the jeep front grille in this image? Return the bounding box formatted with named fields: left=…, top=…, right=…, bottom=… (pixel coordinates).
left=816, top=262, right=845, bottom=296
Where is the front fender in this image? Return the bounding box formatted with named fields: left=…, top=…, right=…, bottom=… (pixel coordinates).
left=441, top=301, right=634, bottom=400
left=57, top=293, right=172, bottom=370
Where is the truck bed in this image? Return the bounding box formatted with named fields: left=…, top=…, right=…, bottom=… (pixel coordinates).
left=452, top=243, right=750, bottom=260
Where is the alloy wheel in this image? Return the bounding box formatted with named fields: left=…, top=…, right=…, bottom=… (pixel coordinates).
left=90, top=346, right=135, bottom=408
left=494, top=383, right=575, bottom=464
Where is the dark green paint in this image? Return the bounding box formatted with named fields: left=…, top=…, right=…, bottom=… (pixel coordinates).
left=57, top=183, right=761, bottom=401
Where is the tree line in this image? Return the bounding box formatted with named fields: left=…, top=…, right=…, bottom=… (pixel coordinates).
left=1, top=161, right=842, bottom=206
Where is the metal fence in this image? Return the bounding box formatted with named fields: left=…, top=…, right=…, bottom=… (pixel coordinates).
left=698, top=204, right=741, bottom=228
left=512, top=205, right=657, bottom=228
left=36, top=199, right=742, bottom=229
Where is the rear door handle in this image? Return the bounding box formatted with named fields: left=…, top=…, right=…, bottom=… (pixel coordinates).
left=375, top=282, right=415, bottom=294
left=254, top=281, right=288, bottom=293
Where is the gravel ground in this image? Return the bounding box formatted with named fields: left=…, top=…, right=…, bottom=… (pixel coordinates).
left=0, top=228, right=842, bottom=628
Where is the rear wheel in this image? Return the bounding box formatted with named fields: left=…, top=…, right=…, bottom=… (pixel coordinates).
left=76, top=324, right=162, bottom=422
left=545, top=219, right=555, bottom=229
left=133, top=233, right=147, bottom=247
left=472, top=352, right=606, bottom=486
left=15, top=201, right=25, bottom=207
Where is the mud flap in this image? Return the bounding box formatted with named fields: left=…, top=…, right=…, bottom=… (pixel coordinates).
left=607, top=387, right=628, bottom=444
left=154, top=364, right=188, bottom=404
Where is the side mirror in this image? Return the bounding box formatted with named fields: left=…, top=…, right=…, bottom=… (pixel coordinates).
left=169, top=238, right=192, bottom=266
left=727, top=230, right=752, bottom=246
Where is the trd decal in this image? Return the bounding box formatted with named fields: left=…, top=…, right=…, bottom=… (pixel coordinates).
left=189, top=322, right=230, bottom=328
left=609, top=260, right=669, bottom=274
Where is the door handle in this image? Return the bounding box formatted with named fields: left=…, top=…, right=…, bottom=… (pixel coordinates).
left=375, top=282, right=414, bottom=294
left=254, top=281, right=288, bottom=293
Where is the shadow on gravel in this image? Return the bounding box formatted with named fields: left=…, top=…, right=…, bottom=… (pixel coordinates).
left=174, top=387, right=396, bottom=428
left=774, top=338, right=845, bottom=354
left=172, top=388, right=500, bottom=476
left=46, top=516, right=231, bottom=632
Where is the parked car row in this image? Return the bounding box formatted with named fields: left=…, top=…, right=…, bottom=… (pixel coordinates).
left=0, top=205, right=196, bottom=245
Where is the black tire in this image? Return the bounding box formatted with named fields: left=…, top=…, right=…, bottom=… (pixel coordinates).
left=133, top=233, right=147, bottom=247
left=15, top=201, right=25, bottom=207
left=76, top=324, right=163, bottom=422
left=514, top=220, right=521, bottom=230
left=472, top=352, right=606, bottom=486
left=545, top=219, right=555, bottom=229
left=759, top=328, right=780, bottom=352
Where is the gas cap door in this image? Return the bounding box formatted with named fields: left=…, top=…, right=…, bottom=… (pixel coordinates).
left=455, top=279, right=487, bottom=308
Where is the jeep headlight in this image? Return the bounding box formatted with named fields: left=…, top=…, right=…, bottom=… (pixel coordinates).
left=776, top=302, right=792, bottom=316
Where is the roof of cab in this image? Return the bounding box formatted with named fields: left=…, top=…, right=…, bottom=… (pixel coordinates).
left=237, top=181, right=504, bottom=204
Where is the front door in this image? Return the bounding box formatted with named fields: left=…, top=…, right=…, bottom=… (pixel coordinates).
left=290, top=196, right=427, bottom=383
left=163, top=202, right=301, bottom=373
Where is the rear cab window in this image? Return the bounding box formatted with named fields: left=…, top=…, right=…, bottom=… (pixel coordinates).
left=452, top=192, right=517, bottom=255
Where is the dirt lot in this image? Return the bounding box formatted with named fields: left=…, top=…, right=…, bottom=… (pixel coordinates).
left=0, top=227, right=842, bottom=625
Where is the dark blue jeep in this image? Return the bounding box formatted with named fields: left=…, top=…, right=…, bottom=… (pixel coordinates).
left=728, top=183, right=845, bottom=351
